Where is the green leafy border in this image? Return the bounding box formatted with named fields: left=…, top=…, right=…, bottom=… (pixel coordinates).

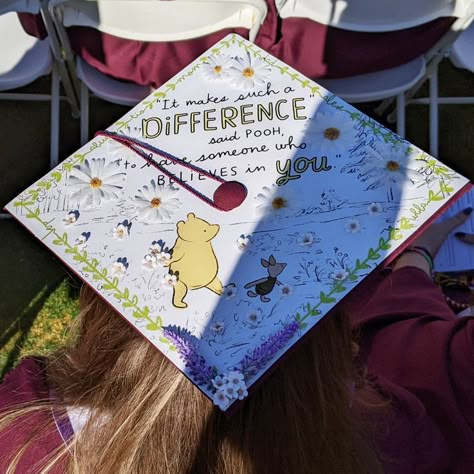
left=10, top=33, right=463, bottom=368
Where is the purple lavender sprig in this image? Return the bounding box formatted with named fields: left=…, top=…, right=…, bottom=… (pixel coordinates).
left=236, top=320, right=301, bottom=379
left=163, top=327, right=216, bottom=388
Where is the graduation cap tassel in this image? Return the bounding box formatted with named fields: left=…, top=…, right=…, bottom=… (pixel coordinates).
left=95, top=131, right=247, bottom=212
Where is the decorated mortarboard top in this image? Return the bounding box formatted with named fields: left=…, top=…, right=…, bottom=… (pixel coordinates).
left=6, top=34, right=470, bottom=411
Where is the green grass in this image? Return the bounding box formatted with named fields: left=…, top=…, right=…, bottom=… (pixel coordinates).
left=0, top=280, right=79, bottom=377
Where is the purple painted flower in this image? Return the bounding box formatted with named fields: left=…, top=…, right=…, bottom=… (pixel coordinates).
left=237, top=320, right=300, bottom=378
left=163, top=326, right=216, bottom=388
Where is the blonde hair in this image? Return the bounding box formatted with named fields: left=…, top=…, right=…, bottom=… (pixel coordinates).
left=1, top=285, right=386, bottom=473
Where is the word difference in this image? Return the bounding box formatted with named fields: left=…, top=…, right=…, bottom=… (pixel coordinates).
left=276, top=156, right=332, bottom=186
left=142, top=98, right=307, bottom=138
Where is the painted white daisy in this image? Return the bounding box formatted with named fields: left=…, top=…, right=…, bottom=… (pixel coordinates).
left=213, top=388, right=231, bottom=410
left=246, top=308, right=263, bottom=328
left=236, top=385, right=249, bottom=400
left=112, top=220, right=132, bottom=239
left=212, top=375, right=227, bottom=390
left=331, top=269, right=349, bottom=281
left=236, top=234, right=251, bottom=251
left=359, top=143, right=422, bottom=199
left=225, top=370, right=244, bottom=386
left=111, top=257, right=128, bottom=276
left=367, top=202, right=383, bottom=216
left=210, top=321, right=226, bottom=335
left=134, top=181, right=181, bottom=223
left=68, top=158, right=126, bottom=207
left=279, top=283, right=293, bottom=297
left=222, top=284, right=237, bottom=300
left=74, top=231, right=90, bottom=251
left=228, top=52, right=271, bottom=90
left=161, top=273, right=178, bottom=288
left=297, top=232, right=315, bottom=246
left=306, top=110, right=357, bottom=155
left=62, top=210, right=80, bottom=226
left=254, top=184, right=293, bottom=218
left=345, top=218, right=361, bottom=234
left=223, top=384, right=237, bottom=399
left=142, top=254, right=158, bottom=271
left=201, top=54, right=234, bottom=81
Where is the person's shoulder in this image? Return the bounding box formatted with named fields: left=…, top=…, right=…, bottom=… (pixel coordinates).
left=0, top=357, right=49, bottom=410
left=370, top=374, right=451, bottom=473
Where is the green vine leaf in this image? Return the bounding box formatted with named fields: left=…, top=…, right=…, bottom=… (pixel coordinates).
left=428, top=190, right=443, bottom=202
left=333, top=284, right=346, bottom=293
left=51, top=171, right=62, bottom=182
left=378, top=237, right=391, bottom=250
left=25, top=207, right=41, bottom=219
left=354, top=258, right=370, bottom=270
left=439, top=181, right=454, bottom=195
left=367, top=248, right=381, bottom=260
left=399, top=217, right=414, bottom=230
left=146, top=323, right=160, bottom=331
left=13, top=200, right=34, bottom=207
left=388, top=227, right=403, bottom=241
left=319, top=291, right=336, bottom=304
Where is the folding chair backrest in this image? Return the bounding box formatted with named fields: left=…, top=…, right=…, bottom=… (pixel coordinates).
left=276, top=0, right=470, bottom=32
left=0, top=0, right=41, bottom=15
left=50, top=0, right=267, bottom=42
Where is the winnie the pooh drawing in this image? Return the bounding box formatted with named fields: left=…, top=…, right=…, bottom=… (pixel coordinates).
left=165, top=213, right=223, bottom=308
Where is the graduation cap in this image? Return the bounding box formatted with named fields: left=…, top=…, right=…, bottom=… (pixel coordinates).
left=6, top=34, right=470, bottom=411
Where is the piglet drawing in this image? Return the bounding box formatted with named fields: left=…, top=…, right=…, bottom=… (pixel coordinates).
left=244, top=255, right=287, bottom=302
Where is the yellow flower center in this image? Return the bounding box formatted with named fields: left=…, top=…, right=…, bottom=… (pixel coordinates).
left=324, top=127, right=340, bottom=140
left=272, top=197, right=287, bottom=209
left=386, top=160, right=400, bottom=171
left=89, top=177, right=102, bottom=189
left=242, top=67, right=254, bottom=78
left=214, top=65, right=223, bottom=74
left=150, top=197, right=162, bottom=208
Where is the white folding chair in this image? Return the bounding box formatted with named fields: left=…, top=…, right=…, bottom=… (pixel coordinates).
left=276, top=0, right=474, bottom=149
left=403, top=17, right=474, bottom=157
left=0, top=0, right=79, bottom=170
left=48, top=0, right=268, bottom=144
left=450, top=21, right=474, bottom=74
